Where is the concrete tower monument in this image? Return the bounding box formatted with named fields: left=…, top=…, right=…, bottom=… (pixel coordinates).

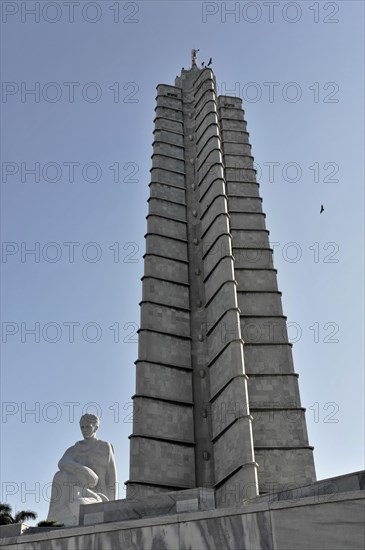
left=126, top=54, right=316, bottom=506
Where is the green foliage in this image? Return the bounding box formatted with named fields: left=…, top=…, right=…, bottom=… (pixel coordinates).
left=0, top=503, right=37, bottom=525
left=37, top=520, right=64, bottom=527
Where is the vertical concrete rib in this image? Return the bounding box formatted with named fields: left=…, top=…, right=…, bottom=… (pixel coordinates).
left=179, top=71, right=215, bottom=490
left=218, top=96, right=316, bottom=492
left=190, top=70, right=259, bottom=507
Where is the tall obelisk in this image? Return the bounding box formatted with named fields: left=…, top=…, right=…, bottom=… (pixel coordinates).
left=126, top=53, right=315, bottom=506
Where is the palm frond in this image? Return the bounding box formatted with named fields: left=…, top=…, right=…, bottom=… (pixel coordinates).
left=14, top=511, right=37, bottom=523
left=0, top=515, right=14, bottom=525
left=0, top=503, right=12, bottom=515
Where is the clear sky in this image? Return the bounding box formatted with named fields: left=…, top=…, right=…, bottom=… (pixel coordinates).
left=1, top=0, right=364, bottom=525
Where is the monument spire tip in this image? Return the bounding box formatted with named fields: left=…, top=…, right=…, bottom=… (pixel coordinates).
left=191, top=48, right=199, bottom=67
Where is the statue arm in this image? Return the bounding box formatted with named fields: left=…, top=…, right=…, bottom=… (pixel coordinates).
left=58, top=446, right=83, bottom=472
left=105, top=443, right=117, bottom=500
left=58, top=446, right=98, bottom=487
left=58, top=447, right=75, bottom=470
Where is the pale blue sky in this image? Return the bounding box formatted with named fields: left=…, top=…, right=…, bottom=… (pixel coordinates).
left=1, top=1, right=364, bottom=524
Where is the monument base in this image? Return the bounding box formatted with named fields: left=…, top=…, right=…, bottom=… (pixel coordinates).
left=0, top=471, right=364, bottom=550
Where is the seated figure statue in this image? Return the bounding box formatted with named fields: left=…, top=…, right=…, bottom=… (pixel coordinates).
left=47, top=414, right=117, bottom=526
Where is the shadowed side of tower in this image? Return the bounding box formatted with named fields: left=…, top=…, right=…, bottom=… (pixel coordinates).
left=126, top=82, right=196, bottom=497
left=126, top=62, right=315, bottom=507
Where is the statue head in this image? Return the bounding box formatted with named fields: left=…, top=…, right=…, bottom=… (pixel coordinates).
left=79, top=413, right=100, bottom=439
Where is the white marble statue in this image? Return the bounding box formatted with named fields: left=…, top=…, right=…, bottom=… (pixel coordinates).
left=47, top=414, right=117, bottom=526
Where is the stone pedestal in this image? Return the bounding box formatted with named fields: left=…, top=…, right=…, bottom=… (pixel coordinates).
left=1, top=472, right=364, bottom=550
left=79, top=487, right=215, bottom=526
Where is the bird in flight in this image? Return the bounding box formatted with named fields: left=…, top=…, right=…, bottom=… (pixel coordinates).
left=207, top=58, right=213, bottom=66
left=320, top=205, right=324, bottom=214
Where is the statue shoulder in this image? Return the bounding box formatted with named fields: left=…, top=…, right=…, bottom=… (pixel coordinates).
left=97, top=439, right=113, bottom=450
left=68, top=440, right=85, bottom=451
left=63, top=442, right=81, bottom=454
